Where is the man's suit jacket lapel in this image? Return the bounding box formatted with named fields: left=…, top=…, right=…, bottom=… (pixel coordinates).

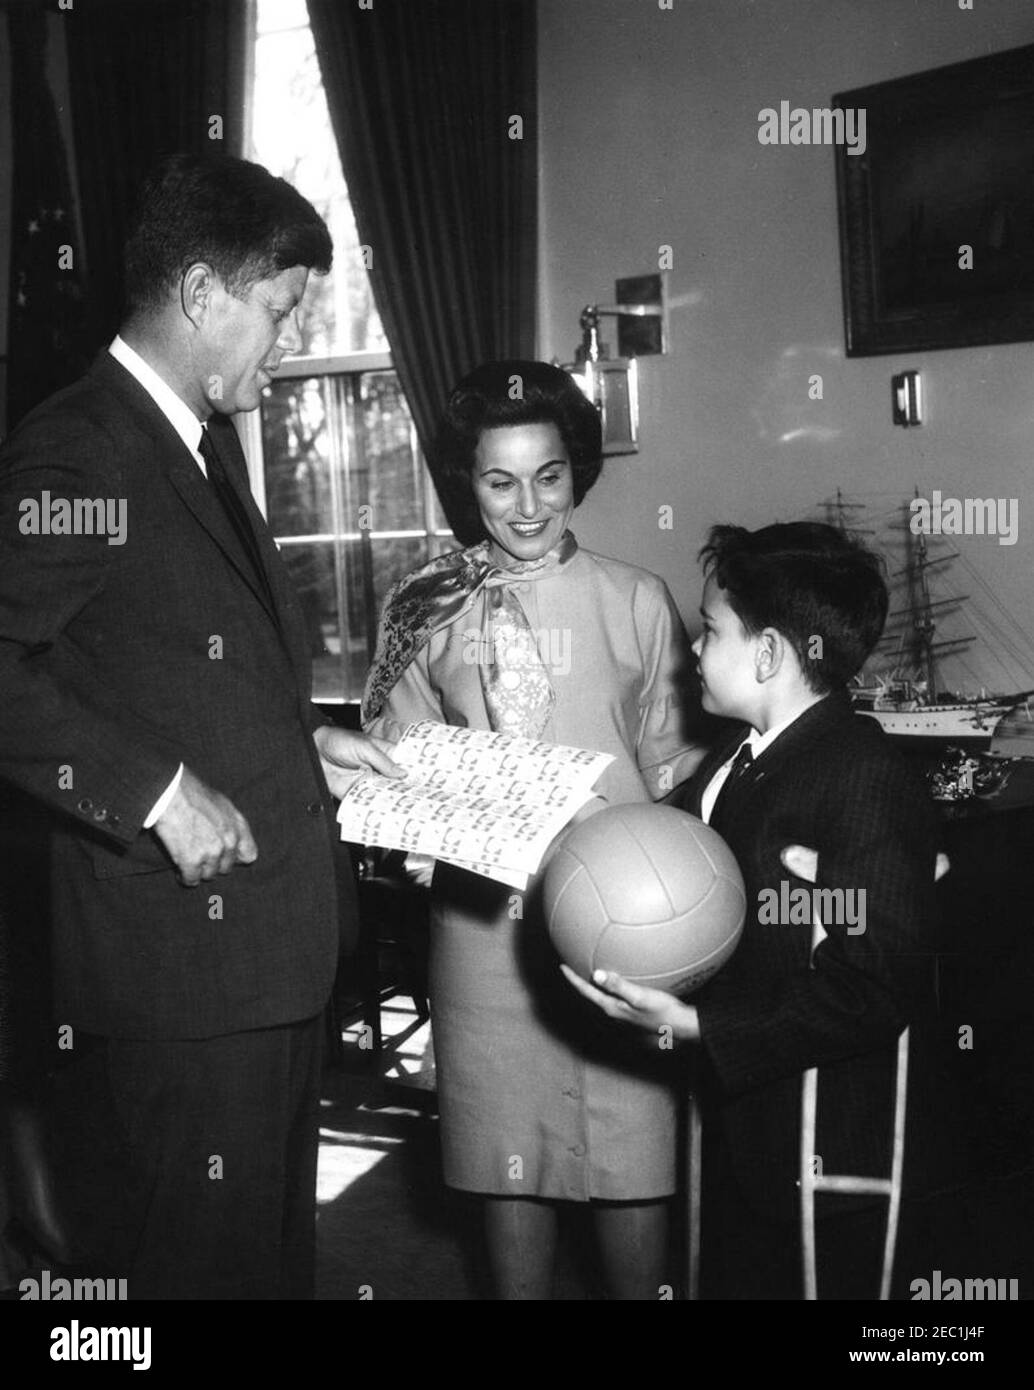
left=203, top=415, right=288, bottom=620
left=164, top=421, right=280, bottom=627
left=93, top=354, right=308, bottom=680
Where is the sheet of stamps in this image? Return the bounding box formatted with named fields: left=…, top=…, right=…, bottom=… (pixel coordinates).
left=336, top=720, right=613, bottom=888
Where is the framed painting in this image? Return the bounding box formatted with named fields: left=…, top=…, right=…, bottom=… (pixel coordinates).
left=835, top=44, right=1034, bottom=355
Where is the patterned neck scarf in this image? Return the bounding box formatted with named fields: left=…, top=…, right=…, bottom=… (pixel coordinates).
left=362, top=532, right=578, bottom=731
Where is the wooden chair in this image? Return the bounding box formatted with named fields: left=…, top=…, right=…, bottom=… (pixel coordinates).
left=328, top=848, right=429, bottom=1063
left=799, top=1026, right=909, bottom=1300
left=683, top=1019, right=910, bottom=1303
left=355, top=857, right=430, bottom=1055
left=684, top=852, right=948, bottom=1300
left=314, top=705, right=430, bottom=1062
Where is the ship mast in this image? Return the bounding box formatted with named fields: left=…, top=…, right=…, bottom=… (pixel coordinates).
left=905, top=490, right=939, bottom=696
left=825, top=488, right=869, bottom=534
left=822, top=489, right=1032, bottom=707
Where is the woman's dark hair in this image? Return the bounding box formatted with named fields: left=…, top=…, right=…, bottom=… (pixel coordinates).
left=435, top=360, right=603, bottom=540
left=123, top=153, right=333, bottom=316
left=699, top=521, right=888, bottom=693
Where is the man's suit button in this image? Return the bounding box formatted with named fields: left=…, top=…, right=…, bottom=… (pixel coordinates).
left=109, top=814, right=121, bottom=827
left=77, top=797, right=93, bottom=812
left=92, top=809, right=107, bottom=822
left=307, top=801, right=323, bottom=816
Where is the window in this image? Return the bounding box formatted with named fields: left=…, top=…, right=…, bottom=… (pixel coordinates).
left=244, top=0, right=454, bottom=702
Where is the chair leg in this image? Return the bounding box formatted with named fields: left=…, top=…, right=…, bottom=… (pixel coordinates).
left=353, top=909, right=383, bottom=1058
left=398, top=893, right=430, bottom=1022
left=685, top=1090, right=702, bottom=1300
left=799, top=1065, right=819, bottom=1300
left=323, top=998, right=343, bottom=1069
left=799, top=1028, right=911, bottom=1300
left=359, top=950, right=383, bottom=1057
left=879, top=1028, right=910, bottom=1300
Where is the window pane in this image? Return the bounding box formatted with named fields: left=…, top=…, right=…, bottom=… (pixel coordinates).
left=250, top=0, right=387, bottom=355
left=261, top=376, right=337, bottom=537
left=360, top=371, right=425, bottom=533
left=250, top=2, right=457, bottom=705
left=255, top=0, right=307, bottom=33
left=259, top=369, right=457, bottom=703
left=369, top=536, right=431, bottom=618
left=359, top=371, right=456, bottom=539
left=279, top=538, right=339, bottom=661
left=303, top=538, right=430, bottom=703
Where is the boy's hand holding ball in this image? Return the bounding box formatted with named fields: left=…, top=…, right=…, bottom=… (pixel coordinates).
left=560, top=964, right=701, bottom=1041
left=561, top=838, right=824, bottom=1042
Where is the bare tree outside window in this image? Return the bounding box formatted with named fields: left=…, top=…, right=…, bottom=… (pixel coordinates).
left=251, top=0, right=385, bottom=357
left=245, top=0, right=454, bottom=703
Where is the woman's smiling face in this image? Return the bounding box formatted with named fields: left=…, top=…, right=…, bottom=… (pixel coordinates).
left=472, top=422, right=575, bottom=564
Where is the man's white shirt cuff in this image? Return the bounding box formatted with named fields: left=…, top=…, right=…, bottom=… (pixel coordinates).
left=144, top=764, right=184, bottom=828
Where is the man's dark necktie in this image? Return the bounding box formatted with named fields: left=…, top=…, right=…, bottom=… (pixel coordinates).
left=198, top=425, right=272, bottom=603
left=708, top=741, right=754, bottom=833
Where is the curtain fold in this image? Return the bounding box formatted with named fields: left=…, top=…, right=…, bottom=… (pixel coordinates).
left=5, top=1, right=91, bottom=430
left=64, top=0, right=248, bottom=351
left=307, top=0, right=537, bottom=542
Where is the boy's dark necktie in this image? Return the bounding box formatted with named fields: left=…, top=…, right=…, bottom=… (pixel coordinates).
left=199, top=426, right=272, bottom=604
left=709, top=741, right=754, bottom=834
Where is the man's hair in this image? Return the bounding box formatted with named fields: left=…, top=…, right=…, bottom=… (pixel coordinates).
left=699, top=521, right=888, bottom=693
left=435, top=360, right=603, bottom=540
left=123, top=153, right=333, bottom=315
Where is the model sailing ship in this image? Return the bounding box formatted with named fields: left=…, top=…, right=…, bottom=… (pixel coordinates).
left=822, top=491, right=1034, bottom=750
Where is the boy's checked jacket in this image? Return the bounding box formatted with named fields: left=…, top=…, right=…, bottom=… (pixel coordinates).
left=672, top=692, right=941, bottom=1221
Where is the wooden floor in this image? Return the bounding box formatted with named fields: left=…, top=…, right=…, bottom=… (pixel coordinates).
left=316, top=999, right=603, bottom=1300
left=315, top=1001, right=478, bottom=1301
left=317, top=995, right=1034, bottom=1302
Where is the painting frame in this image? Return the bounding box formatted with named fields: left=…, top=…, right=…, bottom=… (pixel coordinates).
left=835, top=43, right=1034, bottom=357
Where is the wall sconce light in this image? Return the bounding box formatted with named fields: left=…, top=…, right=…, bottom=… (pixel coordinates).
left=563, top=274, right=667, bottom=456
left=891, top=369, right=922, bottom=427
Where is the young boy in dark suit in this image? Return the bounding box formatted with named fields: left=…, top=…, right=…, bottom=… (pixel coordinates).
left=565, top=522, right=940, bottom=1298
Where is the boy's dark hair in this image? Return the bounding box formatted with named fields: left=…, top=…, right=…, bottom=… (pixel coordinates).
left=435, top=360, right=603, bottom=540
left=699, top=521, right=888, bottom=693
left=123, top=153, right=333, bottom=315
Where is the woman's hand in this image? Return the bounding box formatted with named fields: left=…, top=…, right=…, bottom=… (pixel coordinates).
left=559, top=964, right=700, bottom=1042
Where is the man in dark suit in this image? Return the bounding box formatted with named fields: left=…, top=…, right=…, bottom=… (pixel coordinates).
left=565, top=522, right=941, bottom=1298
left=0, top=153, right=398, bottom=1299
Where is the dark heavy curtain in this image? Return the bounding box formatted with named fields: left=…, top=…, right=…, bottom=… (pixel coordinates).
left=307, top=0, right=537, bottom=541
left=5, top=1, right=91, bottom=430
left=65, top=0, right=248, bottom=350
